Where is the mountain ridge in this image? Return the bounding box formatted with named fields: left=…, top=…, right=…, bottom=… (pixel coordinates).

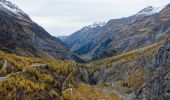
left=65, top=4, right=170, bottom=60
left=65, top=5, right=166, bottom=54
left=0, top=0, right=80, bottom=60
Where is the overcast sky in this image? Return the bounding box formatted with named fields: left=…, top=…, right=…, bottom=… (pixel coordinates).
left=10, top=0, right=169, bottom=36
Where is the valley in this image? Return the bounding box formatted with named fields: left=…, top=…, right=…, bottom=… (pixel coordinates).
left=0, top=36, right=169, bottom=99
left=0, top=0, right=170, bottom=100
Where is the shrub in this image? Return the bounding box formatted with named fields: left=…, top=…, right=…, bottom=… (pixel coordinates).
left=49, top=89, right=57, bottom=98
left=0, top=67, right=6, bottom=75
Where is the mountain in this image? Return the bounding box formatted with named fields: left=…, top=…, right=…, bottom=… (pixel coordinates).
left=0, top=34, right=170, bottom=99
left=136, top=6, right=164, bottom=16
left=66, top=4, right=170, bottom=60
left=0, top=1, right=169, bottom=99
left=0, top=0, right=75, bottom=60
left=57, top=36, right=68, bottom=41
left=65, top=5, right=164, bottom=53
left=65, top=22, right=106, bottom=51
left=0, top=30, right=169, bottom=100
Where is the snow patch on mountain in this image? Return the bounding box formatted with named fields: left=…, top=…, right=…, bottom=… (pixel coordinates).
left=89, top=22, right=106, bottom=28
left=83, top=22, right=106, bottom=30
left=136, top=5, right=166, bottom=16
left=0, top=0, right=25, bottom=16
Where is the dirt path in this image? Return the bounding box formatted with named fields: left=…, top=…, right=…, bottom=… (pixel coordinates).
left=0, top=63, right=46, bottom=81
left=30, top=63, right=47, bottom=67
left=62, top=69, right=75, bottom=90
left=0, top=74, right=10, bottom=81
left=0, top=71, right=23, bottom=81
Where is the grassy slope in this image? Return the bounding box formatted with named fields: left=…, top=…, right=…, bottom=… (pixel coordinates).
left=87, top=42, right=161, bottom=72
left=0, top=50, right=77, bottom=99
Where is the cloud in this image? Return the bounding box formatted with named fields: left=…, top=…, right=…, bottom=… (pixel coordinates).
left=9, top=0, right=170, bottom=36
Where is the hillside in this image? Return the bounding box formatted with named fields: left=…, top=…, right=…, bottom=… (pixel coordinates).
left=0, top=0, right=76, bottom=60
left=0, top=50, right=121, bottom=99
left=86, top=38, right=170, bottom=100
left=0, top=36, right=169, bottom=99
left=65, top=6, right=160, bottom=51
left=65, top=22, right=105, bottom=51
left=76, top=4, right=170, bottom=60
left=0, top=0, right=169, bottom=100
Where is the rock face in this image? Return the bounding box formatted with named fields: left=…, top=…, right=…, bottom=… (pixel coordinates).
left=84, top=39, right=170, bottom=100
left=0, top=0, right=73, bottom=60
left=65, top=22, right=105, bottom=51
left=136, top=40, right=170, bottom=100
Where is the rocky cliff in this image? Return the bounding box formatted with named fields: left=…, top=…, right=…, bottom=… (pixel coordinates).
left=77, top=38, right=170, bottom=100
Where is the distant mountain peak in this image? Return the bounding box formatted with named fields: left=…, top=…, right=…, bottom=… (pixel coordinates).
left=89, top=22, right=106, bottom=28
left=0, top=0, right=29, bottom=19
left=136, top=5, right=165, bottom=16
left=57, top=36, right=68, bottom=41
left=83, top=22, right=106, bottom=30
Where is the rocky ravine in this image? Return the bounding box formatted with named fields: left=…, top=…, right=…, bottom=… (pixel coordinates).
left=82, top=38, right=170, bottom=100
left=136, top=39, right=170, bottom=100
